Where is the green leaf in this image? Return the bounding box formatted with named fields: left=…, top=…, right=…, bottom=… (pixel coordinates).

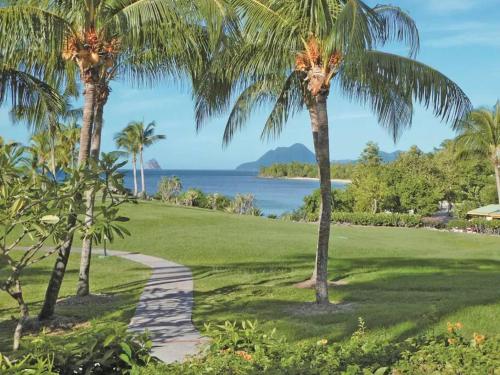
left=118, top=353, right=132, bottom=366
left=120, top=342, right=132, bottom=358
left=40, top=215, right=60, bottom=224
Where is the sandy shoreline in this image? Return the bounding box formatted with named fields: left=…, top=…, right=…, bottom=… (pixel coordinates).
left=259, top=176, right=352, bottom=184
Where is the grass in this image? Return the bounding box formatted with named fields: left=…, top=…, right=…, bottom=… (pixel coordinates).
left=0, top=252, right=150, bottom=351
left=105, top=201, right=500, bottom=344
left=2, top=199, right=499, bottom=351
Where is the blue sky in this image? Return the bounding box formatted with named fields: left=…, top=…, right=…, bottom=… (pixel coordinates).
left=1, top=0, right=499, bottom=169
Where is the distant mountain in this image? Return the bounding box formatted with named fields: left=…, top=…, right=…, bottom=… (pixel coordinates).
left=379, top=150, right=402, bottom=162
left=236, top=143, right=316, bottom=171
left=145, top=159, right=162, bottom=170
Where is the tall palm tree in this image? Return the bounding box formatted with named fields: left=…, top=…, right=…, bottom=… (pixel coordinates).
left=11, top=96, right=82, bottom=175
left=56, top=121, right=81, bottom=169
left=128, top=121, right=166, bottom=196
left=115, top=125, right=140, bottom=196
left=0, top=63, right=63, bottom=119
left=0, top=0, right=230, bottom=312
left=456, top=102, right=500, bottom=204
left=195, top=0, right=472, bottom=304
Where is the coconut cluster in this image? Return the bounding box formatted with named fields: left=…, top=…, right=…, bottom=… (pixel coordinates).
left=62, top=29, right=120, bottom=82
left=295, top=37, right=343, bottom=96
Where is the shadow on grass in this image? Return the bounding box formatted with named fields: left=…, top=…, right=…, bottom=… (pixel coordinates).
left=187, top=256, right=500, bottom=343
left=0, top=276, right=149, bottom=352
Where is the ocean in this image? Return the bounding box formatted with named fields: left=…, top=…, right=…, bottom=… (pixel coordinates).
left=121, top=169, right=347, bottom=216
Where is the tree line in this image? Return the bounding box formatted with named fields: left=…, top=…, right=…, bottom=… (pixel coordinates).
left=290, top=139, right=498, bottom=221
left=259, top=162, right=355, bottom=180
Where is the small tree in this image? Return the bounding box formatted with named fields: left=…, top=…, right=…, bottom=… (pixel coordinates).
left=158, top=176, right=182, bottom=203
left=0, top=144, right=130, bottom=350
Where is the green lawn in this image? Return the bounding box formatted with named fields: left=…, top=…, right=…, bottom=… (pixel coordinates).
left=109, top=201, right=500, bottom=343
left=2, top=200, right=499, bottom=351
left=0, top=253, right=150, bottom=351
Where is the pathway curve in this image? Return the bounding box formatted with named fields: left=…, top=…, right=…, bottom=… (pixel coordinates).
left=103, top=250, right=207, bottom=363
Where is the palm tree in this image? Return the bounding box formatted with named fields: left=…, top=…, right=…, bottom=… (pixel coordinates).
left=195, top=0, right=472, bottom=304
left=456, top=102, right=500, bottom=204
left=11, top=97, right=82, bottom=175
left=0, top=0, right=230, bottom=312
left=56, top=122, right=81, bottom=169
left=127, top=121, right=166, bottom=196
left=115, top=125, right=140, bottom=196
left=0, top=63, right=63, bottom=120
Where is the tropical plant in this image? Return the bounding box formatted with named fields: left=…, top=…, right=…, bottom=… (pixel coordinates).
left=14, top=97, right=82, bottom=175
left=195, top=0, right=471, bottom=304
left=0, top=144, right=130, bottom=350
left=0, top=62, right=63, bottom=121
left=124, top=121, right=166, bottom=197
left=115, top=125, right=140, bottom=196
left=1, top=0, right=230, bottom=315
left=455, top=102, right=500, bottom=203
left=158, top=176, right=182, bottom=203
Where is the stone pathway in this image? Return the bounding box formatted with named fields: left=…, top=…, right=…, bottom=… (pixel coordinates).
left=103, top=250, right=207, bottom=363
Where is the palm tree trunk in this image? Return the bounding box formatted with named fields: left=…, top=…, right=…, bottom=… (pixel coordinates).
left=78, top=82, right=97, bottom=164
left=132, top=153, right=138, bottom=196
left=312, top=91, right=331, bottom=305
left=140, top=147, right=146, bottom=196
left=39, top=81, right=96, bottom=320
left=77, top=97, right=105, bottom=297
left=308, top=103, right=320, bottom=284
left=495, top=163, right=500, bottom=204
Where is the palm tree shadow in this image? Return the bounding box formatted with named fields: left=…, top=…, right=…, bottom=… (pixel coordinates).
left=188, top=256, right=500, bottom=342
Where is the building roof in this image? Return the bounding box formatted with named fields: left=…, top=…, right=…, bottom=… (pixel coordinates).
left=467, top=204, right=500, bottom=218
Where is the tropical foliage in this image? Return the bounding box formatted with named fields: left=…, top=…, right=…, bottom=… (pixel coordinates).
left=115, top=121, right=165, bottom=197
left=157, top=178, right=262, bottom=216
left=138, top=320, right=499, bottom=375
left=455, top=102, right=500, bottom=203
left=0, top=143, right=130, bottom=349
left=195, top=0, right=472, bottom=304
left=260, top=162, right=355, bottom=180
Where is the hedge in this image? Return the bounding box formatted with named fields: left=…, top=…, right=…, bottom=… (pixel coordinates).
left=447, top=218, right=500, bottom=235
left=332, top=212, right=422, bottom=227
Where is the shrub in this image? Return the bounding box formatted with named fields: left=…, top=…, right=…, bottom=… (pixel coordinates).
left=9, top=326, right=156, bottom=374
left=448, top=218, right=500, bottom=235
left=332, top=212, right=422, bottom=227
left=157, top=176, right=182, bottom=202
left=0, top=352, right=56, bottom=374
left=158, top=320, right=499, bottom=375
left=226, top=194, right=262, bottom=216
left=207, top=193, right=231, bottom=211
left=178, top=189, right=208, bottom=208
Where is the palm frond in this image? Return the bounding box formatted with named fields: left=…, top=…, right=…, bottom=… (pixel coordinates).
left=261, top=71, right=307, bottom=141
left=353, top=51, right=472, bottom=129
left=373, top=5, right=420, bottom=57
left=0, top=66, right=64, bottom=121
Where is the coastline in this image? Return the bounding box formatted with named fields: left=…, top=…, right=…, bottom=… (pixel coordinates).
left=259, top=175, right=352, bottom=184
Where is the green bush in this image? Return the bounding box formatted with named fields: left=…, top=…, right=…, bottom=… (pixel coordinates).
left=207, top=193, right=231, bottom=211
left=332, top=212, right=422, bottom=227
left=154, top=320, right=499, bottom=375
left=177, top=189, right=209, bottom=208
left=157, top=176, right=182, bottom=203
left=0, top=352, right=56, bottom=374
left=7, top=326, right=156, bottom=375
left=226, top=194, right=262, bottom=216
left=448, top=218, right=500, bottom=235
